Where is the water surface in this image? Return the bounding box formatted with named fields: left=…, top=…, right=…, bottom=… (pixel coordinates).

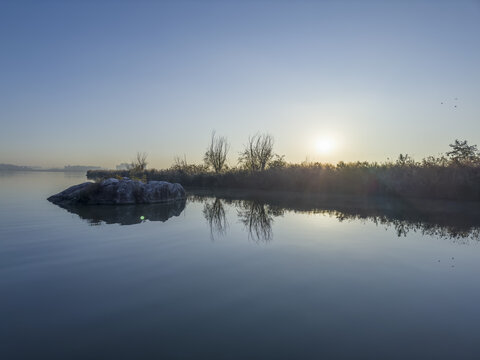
left=1, top=171, right=480, bottom=359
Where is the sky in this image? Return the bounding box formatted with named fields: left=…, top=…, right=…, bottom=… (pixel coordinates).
left=1, top=0, right=479, bottom=168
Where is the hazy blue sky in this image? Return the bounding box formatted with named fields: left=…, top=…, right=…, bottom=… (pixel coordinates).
left=1, top=0, right=479, bottom=168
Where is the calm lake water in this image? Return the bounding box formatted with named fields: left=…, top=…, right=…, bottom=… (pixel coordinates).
left=2, top=171, right=480, bottom=359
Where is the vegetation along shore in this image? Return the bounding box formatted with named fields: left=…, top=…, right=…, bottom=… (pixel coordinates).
left=87, top=134, right=480, bottom=202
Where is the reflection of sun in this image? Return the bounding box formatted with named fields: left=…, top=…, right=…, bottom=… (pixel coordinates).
left=315, top=137, right=335, bottom=154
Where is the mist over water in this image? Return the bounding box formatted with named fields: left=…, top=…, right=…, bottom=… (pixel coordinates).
left=2, top=172, right=480, bottom=359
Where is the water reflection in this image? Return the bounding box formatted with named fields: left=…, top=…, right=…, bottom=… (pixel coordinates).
left=53, top=200, right=186, bottom=225
left=200, top=196, right=283, bottom=242
left=202, top=198, right=228, bottom=240
left=237, top=200, right=285, bottom=242
left=192, top=191, right=480, bottom=243
left=337, top=211, right=480, bottom=244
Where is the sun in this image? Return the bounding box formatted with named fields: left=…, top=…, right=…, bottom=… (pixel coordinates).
left=315, top=137, right=336, bottom=154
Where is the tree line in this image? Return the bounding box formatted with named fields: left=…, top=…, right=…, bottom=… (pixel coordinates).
left=88, top=136, right=480, bottom=201
left=127, top=135, right=480, bottom=173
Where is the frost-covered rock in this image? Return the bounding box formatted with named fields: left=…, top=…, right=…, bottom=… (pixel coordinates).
left=48, top=178, right=186, bottom=205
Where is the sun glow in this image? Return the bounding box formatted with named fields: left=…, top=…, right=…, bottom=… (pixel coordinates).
left=315, top=137, right=336, bottom=154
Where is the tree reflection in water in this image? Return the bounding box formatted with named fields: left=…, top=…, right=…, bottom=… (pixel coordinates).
left=198, top=196, right=284, bottom=243
left=337, top=212, right=480, bottom=244
left=237, top=201, right=275, bottom=242
left=192, top=192, right=480, bottom=244
left=203, top=198, right=228, bottom=240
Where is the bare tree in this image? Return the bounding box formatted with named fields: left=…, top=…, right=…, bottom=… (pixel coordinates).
left=238, top=133, right=275, bottom=171
left=130, top=152, right=148, bottom=171
left=204, top=131, right=230, bottom=173
left=396, top=154, right=416, bottom=167
left=173, top=154, right=188, bottom=169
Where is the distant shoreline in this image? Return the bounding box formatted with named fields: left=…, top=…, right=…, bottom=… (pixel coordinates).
left=0, top=168, right=92, bottom=173
left=0, top=164, right=102, bottom=172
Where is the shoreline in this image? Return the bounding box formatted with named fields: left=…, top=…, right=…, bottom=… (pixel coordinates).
left=87, top=166, right=480, bottom=203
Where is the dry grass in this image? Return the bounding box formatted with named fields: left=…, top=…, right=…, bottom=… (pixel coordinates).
left=87, top=155, right=480, bottom=201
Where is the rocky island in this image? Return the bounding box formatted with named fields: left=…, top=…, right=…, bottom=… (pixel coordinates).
left=48, top=178, right=186, bottom=205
